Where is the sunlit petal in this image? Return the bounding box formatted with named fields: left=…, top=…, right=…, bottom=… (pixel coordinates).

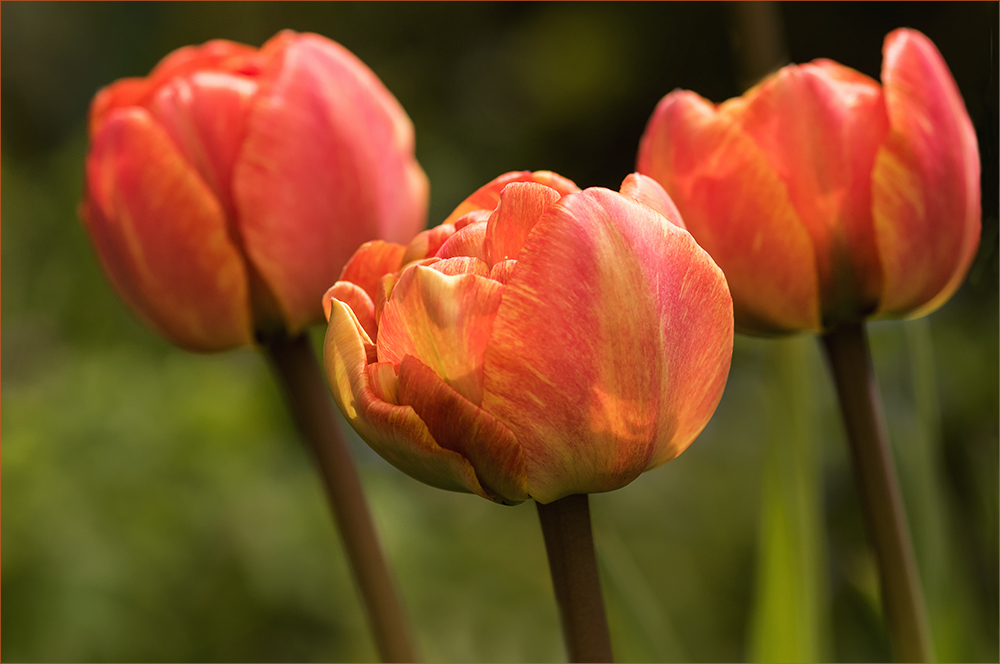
left=378, top=265, right=504, bottom=405
left=324, top=299, right=491, bottom=499
left=483, top=188, right=732, bottom=502
left=872, top=28, right=981, bottom=318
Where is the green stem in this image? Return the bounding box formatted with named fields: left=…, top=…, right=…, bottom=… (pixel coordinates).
left=821, top=324, right=933, bottom=662
left=537, top=494, right=613, bottom=663
left=264, top=333, right=417, bottom=663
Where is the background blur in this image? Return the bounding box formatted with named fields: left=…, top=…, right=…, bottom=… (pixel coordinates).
left=2, top=2, right=997, bottom=662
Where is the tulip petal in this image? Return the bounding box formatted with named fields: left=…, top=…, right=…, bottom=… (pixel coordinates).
left=339, top=240, right=408, bottom=302
left=637, top=90, right=820, bottom=333
left=482, top=188, right=733, bottom=503
left=324, top=299, right=490, bottom=499
left=367, top=361, right=400, bottom=405
left=642, top=230, right=735, bottom=470
left=484, top=182, right=563, bottom=266
left=324, top=281, right=377, bottom=340
left=401, top=224, right=458, bottom=265
left=235, top=33, right=428, bottom=334
left=89, top=39, right=262, bottom=135
left=397, top=355, right=528, bottom=504
left=89, top=78, right=151, bottom=137
left=435, top=221, right=488, bottom=262
left=147, top=71, right=259, bottom=219
left=83, top=108, right=253, bottom=351
left=377, top=265, right=504, bottom=406
left=872, top=29, right=981, bottom=317
left=150, top=38, right=264, bottom=85
left=489, top=259, right=518, bottom=285
left=453, top=209, right=492, bottom=231
left=373, top=272, right=398, bottom=329
left=619, top=173, right=686, bottom=230
left=442, top=170, right=580, bottom=225
left=430, top=257, right=491, bottom=278
left=730, top=61, right=888, bottom=323
left=374, top=259, right=442, bottom=328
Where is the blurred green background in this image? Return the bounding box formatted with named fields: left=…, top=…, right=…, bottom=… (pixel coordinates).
left=2, top=2, right=997, bottom=661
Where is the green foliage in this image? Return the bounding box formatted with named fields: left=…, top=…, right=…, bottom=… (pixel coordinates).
left=748, top=337, right=827, bottom=663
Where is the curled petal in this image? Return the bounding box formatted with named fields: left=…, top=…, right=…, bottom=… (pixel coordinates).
left=397, top=355, right=528, bottom=504
left=339, top=240, right=408, bottom=301
left=83, top=108, right=252, bottom=351
left=435, top=221, right=488, bottom=262
left=377, top=265, right=504, bottom=405
left=324, top=299, right=491, bottom=498
left=619, top=173, right=686, bottom=229
left=484, top=182, right=563, bottom=266
left=483, top=188, right=733, bottom=503
left=235, top=32, right=427, bottom=334
left=637, top=89, right=820, bottom=333
left=374, top=256, right=437, bottom=327
left=453, top=209, right=492, bottom=231
left=401, top=224, right=458, bottom=266
left=374, top=272, right=398, bottom=328
left=325, top=281, right=377, bottom=340
left=442, top=170, right=580, bottom=225
left=872, top=28, right=981, bottom=318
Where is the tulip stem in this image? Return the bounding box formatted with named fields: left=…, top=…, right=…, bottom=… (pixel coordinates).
left=537, top=494, right=613, bottom=663
left=264, top=333, right=417, bottom=663
left=820, top=324, right=933, bottom=662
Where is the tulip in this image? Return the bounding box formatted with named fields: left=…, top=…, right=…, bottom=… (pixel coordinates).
left=323, top=170, right=734, bottom=505
left=82, top=30, right=428, bottom=351
left=637, top=28, right=980, bottom=335
left=81, top=32, right=425, bottom=660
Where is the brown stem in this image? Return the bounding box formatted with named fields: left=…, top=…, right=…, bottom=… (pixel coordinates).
left=821, top=324, right=933, bottom=662
left=264, top=333, right=417, bottom=663
left=537, top=494, right=613, bottom=663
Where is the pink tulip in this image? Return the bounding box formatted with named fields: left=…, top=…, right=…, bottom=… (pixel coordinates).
left=637, top=28, right=980, bottom=334
left=82, top=31, right=428, bottom=351
left=323, top=171, right=734, bottom=505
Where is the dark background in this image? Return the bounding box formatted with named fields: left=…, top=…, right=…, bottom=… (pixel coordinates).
left=3, top=2, right=997, bottom=661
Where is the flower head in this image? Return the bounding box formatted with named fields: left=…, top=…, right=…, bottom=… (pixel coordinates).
left=82, top=31, right=428, bottom=350
left=637, top=28, right=980, bottom=334
left=324, top=171, right=733, bottom=504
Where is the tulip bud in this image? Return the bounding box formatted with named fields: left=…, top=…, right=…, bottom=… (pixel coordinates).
left=324, top=171, right=734, bottom=505
left=82, top=31, right=428, bottom=351
left=637, top=28, right=980, bottom=334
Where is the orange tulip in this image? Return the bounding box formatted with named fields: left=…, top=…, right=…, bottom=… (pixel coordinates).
left=323, top=171, right=734, bottom=505
left=637, top=28, right=980, bottom=335
left=82, top=31, right=428, bottom=351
